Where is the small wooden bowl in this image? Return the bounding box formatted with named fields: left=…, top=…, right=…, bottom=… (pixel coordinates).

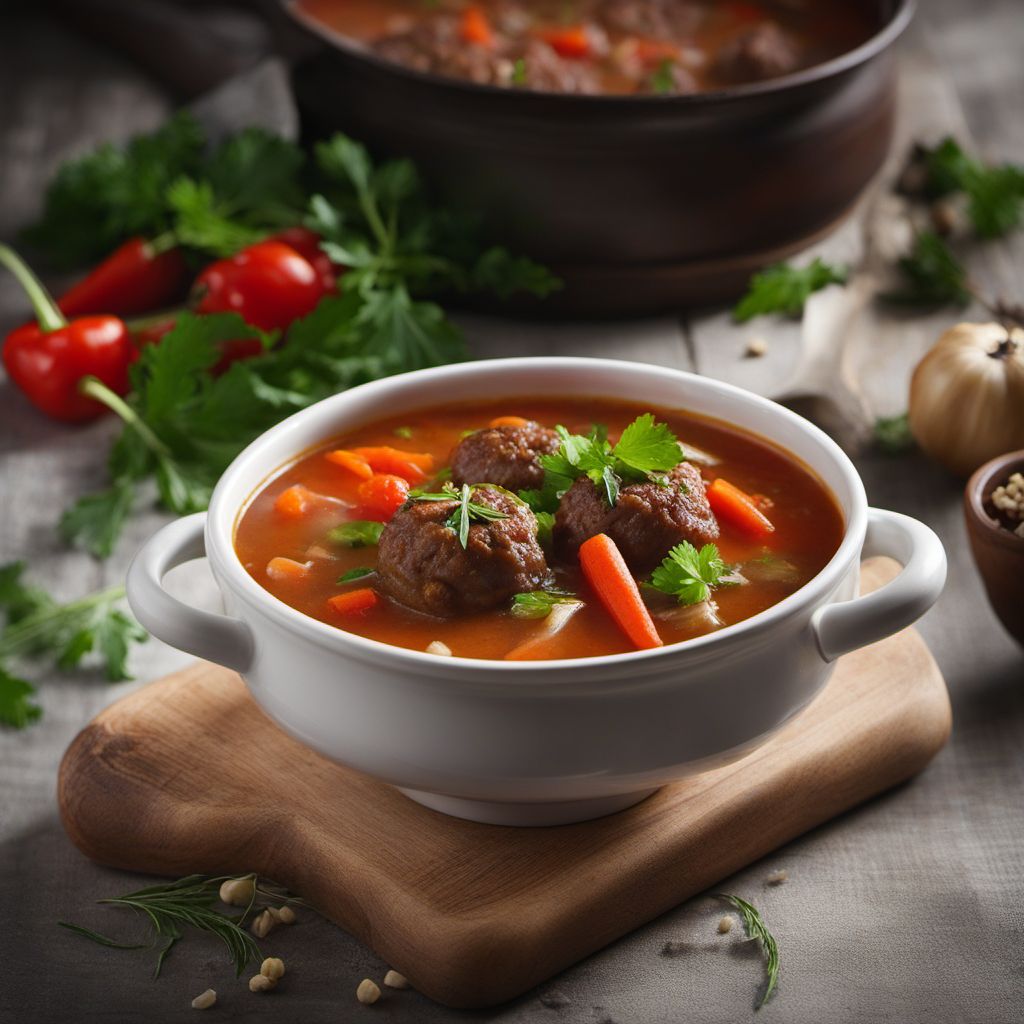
left=965, top=450, right=1024, bottom=648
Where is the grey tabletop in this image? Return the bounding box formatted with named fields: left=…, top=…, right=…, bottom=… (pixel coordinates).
left=2, top=5, right=1023, bottom=1024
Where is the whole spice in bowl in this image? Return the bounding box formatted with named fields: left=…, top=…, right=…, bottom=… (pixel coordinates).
left=965, top=450, right=1024, bottom=647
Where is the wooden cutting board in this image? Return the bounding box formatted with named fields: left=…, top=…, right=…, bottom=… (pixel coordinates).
left=58, top=559, right=951, bottom=1009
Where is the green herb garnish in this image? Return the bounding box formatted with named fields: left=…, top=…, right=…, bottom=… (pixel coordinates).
left=411, top=483, right=510, bottom=549
left=649, top=542, right=734, bottom=606
left=733, top=258, right=848, bottom=322
left=338, top=567, right=375, bottom=584
left=59, top=874, right=296, bottom=979
left=328, top=521, right=385, bottom=548
left=713, top=893, right=780, bottom=1008
left=873, top=413, right=916, bottom=455
left=393, top=426, right=414, bottom=439
left=881, top=231, right=971, bottom=308
left=0, top=562, right=147, bottom=729
left=511, top=590, right=580, bottom=619
left=534, top=510, right=555, bottom=547
left=537, top=415, right=683, bottom=508
left=650, top=58, right=676, bottom=94
left=511, top=57, right=528, bottom=85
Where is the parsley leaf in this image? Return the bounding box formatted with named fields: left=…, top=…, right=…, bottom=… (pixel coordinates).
left=59, top=479, right=135, bottom=559
left=649, top=542, right=734, bottom=606
left=614, top=414, right=684, bottom=474
left=328, top=521, right=385, bottom=548
left=338, top=567, right=375, bottom=584
left=534, top=510, right=555, bottom=547
left=881, top=231, right=970, bottom=308
left=873, top=413, right=916, bottom=455
left=650, top=58, right=676, bottom=94
left=733, top=258, right=848, bottom=322
left=510, top=590, right=580, bottom=619
left=0, top=667, right=42, bottom=730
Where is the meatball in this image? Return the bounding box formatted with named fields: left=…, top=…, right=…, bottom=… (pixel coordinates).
left=553, top=462, right=719, bottom=572
left=376, top=487, right=548, bottom=617
left=450, top=422, right=560, bottom=493
left=713, top=22, right=801, bottom=84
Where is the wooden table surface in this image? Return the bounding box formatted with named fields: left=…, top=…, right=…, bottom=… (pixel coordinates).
left=2, top=4, right=1022, bottom=1023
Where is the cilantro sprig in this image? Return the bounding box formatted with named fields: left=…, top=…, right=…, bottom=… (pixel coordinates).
left=510, top=590, right=580, bottom=619
left=530, top=414, right=683, bottom=509
left=733, top=258, right=848, bottom=322
left=409, top=483, right=509, bottom=549
left=0, top=562, right=147, bottom=730
left=649, top=542, right=735, bottom=606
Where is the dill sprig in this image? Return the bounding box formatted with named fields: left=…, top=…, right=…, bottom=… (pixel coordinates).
left=714, top=893, right=780, bottom=1008
left=59, top=873, right=297, bottom=978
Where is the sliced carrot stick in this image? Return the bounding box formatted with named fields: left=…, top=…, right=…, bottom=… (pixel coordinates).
left=266, top=556, right=313, bottom=582
left=539, top=25, right=590, bottom=59
left=328, top=588, right=379, bottom=616
left=350, top=446, right=434, bottom=484
left=488, top=415, right=530, bottom=429
left=707, top=477, right=775, bottom=537
left=325, top=449, right=374, bottom=480
left=579, top=534, right=663, bottom=651
left=460, top=5, right=495, bottom=47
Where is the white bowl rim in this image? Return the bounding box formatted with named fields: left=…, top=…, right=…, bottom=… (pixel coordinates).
left=206, top=357, right=867, bottom=677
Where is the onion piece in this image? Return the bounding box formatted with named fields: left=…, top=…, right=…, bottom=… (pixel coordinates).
left=679, top=442, right=721, bottom=466
left=505, top=601, right=584, bottom=661
left=652, top=599, right=724, bottom=635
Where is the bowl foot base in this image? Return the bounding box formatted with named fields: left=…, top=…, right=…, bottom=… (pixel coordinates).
left=396, top=787, right=659, bottom=826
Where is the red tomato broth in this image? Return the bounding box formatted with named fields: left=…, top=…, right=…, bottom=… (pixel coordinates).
left=234, top=398, right=845, bottom=660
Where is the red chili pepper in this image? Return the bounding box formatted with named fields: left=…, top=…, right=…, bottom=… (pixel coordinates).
left=57, top=237, right=188, bottom=318
left=191, top=240, right=328, bottom=334
left=271, top=227, right=343, bottom=293
left=0, top=245, right=132, bottom=422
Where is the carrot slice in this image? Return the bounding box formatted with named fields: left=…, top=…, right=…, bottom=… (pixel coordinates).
left=266, top=556, right=312, bottom=582
left=325, top=449, right=374, bottom=480
left=274, top=484, right=315, bottom=518
left=488, top=415, right=530, bottom=429
left=460, top=5, right=495, bottom=47
left=707, top=477, right=775, bottom=537
left=579, top=534, right=663, bottom=651
left=539, top=25, right=590, bottom=59
left=328, top=588, right=379, bottom=616
left=355, top=473, right=410, bottom=522
left=350, top=446, right=434, bottom=484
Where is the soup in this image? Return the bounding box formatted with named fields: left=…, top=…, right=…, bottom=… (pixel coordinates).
left=294, top=0, right=876, bottom=95
left=234, top=398, right=844, bottom=660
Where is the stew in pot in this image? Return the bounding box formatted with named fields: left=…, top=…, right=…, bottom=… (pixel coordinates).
left=294, top=0, right=876, bottom=95
left=234, top=398, right=845, bottom=661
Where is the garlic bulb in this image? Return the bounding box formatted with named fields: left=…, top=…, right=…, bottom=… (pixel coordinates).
left=909, top=322, right=1024, bottom=477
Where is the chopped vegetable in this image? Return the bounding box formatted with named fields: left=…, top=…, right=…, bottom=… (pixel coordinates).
left=649, top=542, right=734, bottom=606
left=488, top=415, right=530, bottom=428
left=328, top=588, right=379, bottom=616
left=650, top=58, right=677, bottom=94
left=274, top=485, right=318, bottom=519
left=505, top=601, right=584, bottom=660
left=460, top=5, right=495, bottom=47
left=328, top=521, right=385, bottom=548
left=537, top=414, right=683, bottom=508
left=707, top=478, right=775, bottom=537
left=539, top=25, right=591, bottom=59
left=265, top=557, right=312, bottom=581
left=338, top=567, right=375, bottom=584
left=578, top=534, right=663, bottom=650
left=350, top=446, right=435, bottom=483
left=733, top=258, right=848, bottom=322
left=393, top=426, right=414, bottom=439
left=356, top=474, right=411, bottom=521
left=510, top=589, right=580, bottom=619
left=325, top=449, right=374, bottom=480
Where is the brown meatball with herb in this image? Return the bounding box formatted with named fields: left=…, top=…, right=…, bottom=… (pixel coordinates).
left=450, top=422, right=560, bottom=493
left=553, top=462, right=719, bottom=572
left=376, top=487, right=548, bottom=618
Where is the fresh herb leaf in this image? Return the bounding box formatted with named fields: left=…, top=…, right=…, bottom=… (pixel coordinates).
left=733, top=258, right=848, bottom=322
left=873, top=413, right=916, bottom=455
left=393, top=426, right=414, bottom=439
left=59, top=479, right=135, bottom=559
left=881, top=231, right=970, bottom=307
left=713, top=893, right=780, bottom=1008
left=538, top=416, right=683, bottom=508
left=534, top=510, right=555, bottom=547
left=338, top=567, right=375, bottom=583
left=510, top=590, right=580, bottom=619
left=511, top=57, right=528, bottom=85
left=0, top=666, right=42, bottom=729
left=469, top=247, right=562, bottom=300
left=650, top=58, right=676, bottom=94
left=649, top=542, right=733, bottom=606
left=447, top=484, right=509, bottom=549
left=328, top=521, right=385, bottom=548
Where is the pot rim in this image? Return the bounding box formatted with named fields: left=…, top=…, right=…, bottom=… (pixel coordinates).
left=283, top=0, right=914, bottom=108
left=206, top=358, right=867, bottom=680
left=965, top=449, right=1024, bottom=552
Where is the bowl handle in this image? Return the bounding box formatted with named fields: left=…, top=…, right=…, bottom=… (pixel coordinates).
left=126, top=512, right=254, bottom=673
left=811, top=508, right=946, bottom=662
